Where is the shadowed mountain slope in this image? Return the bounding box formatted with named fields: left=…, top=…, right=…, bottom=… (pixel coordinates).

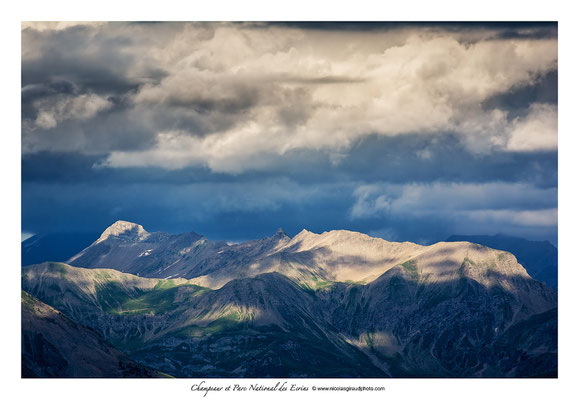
left=21, top=291, right=167, bottom=378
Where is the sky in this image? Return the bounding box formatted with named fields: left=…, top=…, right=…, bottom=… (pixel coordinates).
left=21, top=21, right=558, bottom=245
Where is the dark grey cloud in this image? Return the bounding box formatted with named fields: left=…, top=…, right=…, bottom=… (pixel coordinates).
left=21, top=135, right=558, bottom=246
left=21, top=24, right=169, bottom=155
left=255, top=21, right=557, bottom=36
left=491, top=23, right=557, bottom=40
left=21, top=133, right=557, bottom=188
left=22, top=152, right=107, bottom=183
left=21, top=180, right=351, bottom=239
left=21, top=24, right=167, bottom=91
left=338, top=134, right=558, bottom=188
left=21, top=177, right=557, bottom=246
left=21, top=80, right=77, bottom=120
left=22, top=102, right=158, bottom=155
left=483, top=69, right=558, bottom=117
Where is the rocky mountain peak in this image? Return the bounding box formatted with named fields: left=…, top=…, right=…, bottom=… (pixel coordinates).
left=293, top=228, right=315, bottom=240
left=273, top=228, right=290, bottom=239
left=96, top=220, right=150, bottom=243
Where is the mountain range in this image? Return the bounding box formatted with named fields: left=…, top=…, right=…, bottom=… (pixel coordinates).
left=21, top=221, right=558, bottom=378
left=22, top=223, right=558, bottom=290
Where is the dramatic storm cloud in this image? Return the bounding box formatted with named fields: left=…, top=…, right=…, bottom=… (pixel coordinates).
left=21, top=22, right=558, bottom=245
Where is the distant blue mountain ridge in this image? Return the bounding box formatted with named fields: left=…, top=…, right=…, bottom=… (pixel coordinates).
left=21, top=232, right=99, bottom=267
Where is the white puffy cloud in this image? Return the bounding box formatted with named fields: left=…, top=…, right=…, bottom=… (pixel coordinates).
left=105, top=25, right=557, bottom=171
left=507, top=103, right=558, bottom=152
